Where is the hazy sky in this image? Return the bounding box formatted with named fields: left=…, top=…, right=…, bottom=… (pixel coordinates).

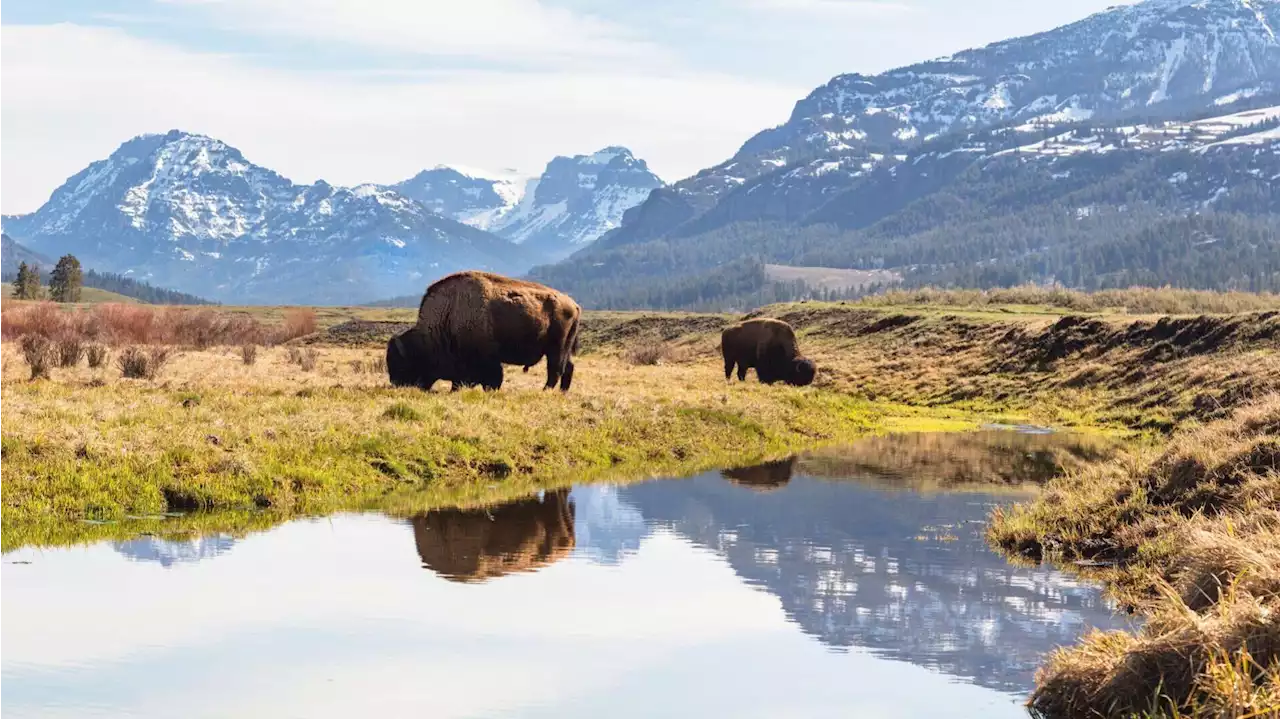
left=2, top=0, right=1136, bottom=213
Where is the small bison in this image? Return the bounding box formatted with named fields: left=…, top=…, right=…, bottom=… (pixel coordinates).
left=721, top=317, right=816, bottom=386
left=387, top=271, right=581, bottom=392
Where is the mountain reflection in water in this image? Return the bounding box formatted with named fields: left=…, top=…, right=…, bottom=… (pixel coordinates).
left=90, top=430, right=1126, bottom=703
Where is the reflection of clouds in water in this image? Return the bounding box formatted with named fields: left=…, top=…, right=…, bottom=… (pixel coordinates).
left=620, top=472, right=1131, bottom=694
left=112, top=535, right=237, bottom=568
left=570, top=485, right=649, bottom=565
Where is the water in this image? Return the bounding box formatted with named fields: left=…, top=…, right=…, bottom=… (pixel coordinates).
left=2, top=434, right=1130, bottom=718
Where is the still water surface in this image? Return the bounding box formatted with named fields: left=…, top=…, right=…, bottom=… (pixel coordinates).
left=3, top=435, right=1130, bottom=718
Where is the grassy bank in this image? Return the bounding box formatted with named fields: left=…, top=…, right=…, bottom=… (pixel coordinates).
left=0, top=341, right=978, bottom=532
left=989, top=395, right=1280, bottom=718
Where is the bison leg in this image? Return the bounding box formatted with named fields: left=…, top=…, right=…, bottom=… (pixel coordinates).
left=724, top=356, right=735, bottom=381
left=543, top=347, right=563, bottom=390
left=737, top=364, right=748, bottom=382
left=481, top=362, right=504, bottom=391
left=559, top=359, right=575, bottom=392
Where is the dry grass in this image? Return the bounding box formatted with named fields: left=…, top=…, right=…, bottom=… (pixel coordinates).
left=240, top=344, right=258, bottom=366
left=858, top=285, right=1280, bottom=315
left=989, top=395, right=1280, bottom=718
left=624, top=339, right=686, bottom=366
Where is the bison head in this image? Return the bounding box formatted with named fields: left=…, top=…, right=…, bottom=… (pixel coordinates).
left=788, top=357, right=816, bottom=387
left=386, top=329, right=433, bottom=389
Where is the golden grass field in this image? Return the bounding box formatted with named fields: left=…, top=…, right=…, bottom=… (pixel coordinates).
left=2, top=288, right=1279, bottom=718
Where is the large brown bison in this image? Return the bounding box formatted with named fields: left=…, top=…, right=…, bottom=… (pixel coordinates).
left=721, top=317, right=816, bottom=386
left=411, top=489, right=576, bottom=583
left=387, top=271, right=581, bottom=392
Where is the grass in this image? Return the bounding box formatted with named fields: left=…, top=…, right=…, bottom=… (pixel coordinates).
left=3, top=284, right=139, bottom=304
left=0, top=342, right=979, bottom=532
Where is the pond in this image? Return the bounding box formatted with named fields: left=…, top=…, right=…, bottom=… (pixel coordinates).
left=2, top=431, right=1131, bottom=718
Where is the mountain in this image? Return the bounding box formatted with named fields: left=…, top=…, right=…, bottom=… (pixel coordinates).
left=383, top=148, right=663, bottom=261
left=383, top=166, right=525, bottom=230
left=1, top=233, right=52, bottom=273
left=488, top=148, right=662, bottom=260
left=599, top=0, right=1280, bottom=250
left=531, top=0, right=1280, bottom=309
left=1, top=131, right=544, bottom=305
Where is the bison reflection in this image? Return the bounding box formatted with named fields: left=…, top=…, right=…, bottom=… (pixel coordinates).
left=721, top=457, right=796, bottom=491
left=412, top=489, right=576, bottom=583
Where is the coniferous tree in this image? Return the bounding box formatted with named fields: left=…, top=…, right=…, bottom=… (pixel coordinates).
left=49, top=255, right=83, bottom=303
left=11, top=261, right=41, bottom=299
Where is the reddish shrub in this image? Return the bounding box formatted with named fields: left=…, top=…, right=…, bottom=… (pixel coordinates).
left=1, top=302, right=66, bottom=339
left=276, top=308, right=317, bottom=343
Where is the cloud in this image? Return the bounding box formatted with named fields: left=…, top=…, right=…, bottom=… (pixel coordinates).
left=745, top=0, right=918, bottom=17
left=1, top=23, right=803, bottom=213
left=158, top=0, right=667, bottom=68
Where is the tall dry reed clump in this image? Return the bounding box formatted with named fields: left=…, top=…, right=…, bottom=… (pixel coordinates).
left=989, top=395, right=1280, bottom=718
left=86, top=344, right=109, bottom=368
left=56, top=337, right=85, bottom=367
left=117, top=346, right=175, bottom=380
left=19, top=335, right=54, bottom=380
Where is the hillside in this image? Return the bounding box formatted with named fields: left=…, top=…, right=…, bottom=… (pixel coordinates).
left=1, top=285, right=138, bottom=304
left=529, top=0, right=1280, bottom=310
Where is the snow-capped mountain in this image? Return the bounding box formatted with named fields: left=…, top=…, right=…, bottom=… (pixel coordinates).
left=603, top=0, right=1280, bottom=248
left=380, top=148, right=662, bottom=260
left=383, top=166, right=526, bottom=230
left=490, top=147, right=661, bottom=260
left=1, top=131, right=543, bottom=304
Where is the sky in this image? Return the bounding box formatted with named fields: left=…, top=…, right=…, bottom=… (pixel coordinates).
left=1, top=0, right=1137, bottom=214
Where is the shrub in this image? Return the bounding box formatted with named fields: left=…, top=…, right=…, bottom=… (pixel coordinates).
left=86, top=344, right=109, bottom=368
left=241, top=344, right=259, bottom=366
left=276, top=308, right=317, bottom=343
left=1, top=302, right=66, bottom=339
left=56, top=337, right=85, bottom=367
left=117, top=346, right=174, bottom=379
left=285, top=346, right=318, bottom=370
left=626, top=340, right=681, bottom=366
left=20, top=335, right=54, bottom=380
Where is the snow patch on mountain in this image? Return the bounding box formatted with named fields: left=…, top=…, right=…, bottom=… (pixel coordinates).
left=487, top=147, right=663, bottom=259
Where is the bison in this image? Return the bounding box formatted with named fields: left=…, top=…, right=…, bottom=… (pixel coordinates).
left=412, top=489, right=576, bottom=583
left=387, top=271, right=581, bottom=392
left=721, top=317, right=816, bottom=386
left=721, top=457, right=796, bottom=491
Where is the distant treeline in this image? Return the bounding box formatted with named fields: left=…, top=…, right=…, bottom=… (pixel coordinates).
left=2, top=268, right=216, bottom=305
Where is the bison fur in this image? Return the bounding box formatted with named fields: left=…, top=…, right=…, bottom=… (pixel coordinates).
left=721, top=317, right=816, bottom=387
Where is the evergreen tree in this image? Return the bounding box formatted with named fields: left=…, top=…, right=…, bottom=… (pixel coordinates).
left=11, top=261, right=41, bottom=299
left=48, top=254, right=83, bottom=303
